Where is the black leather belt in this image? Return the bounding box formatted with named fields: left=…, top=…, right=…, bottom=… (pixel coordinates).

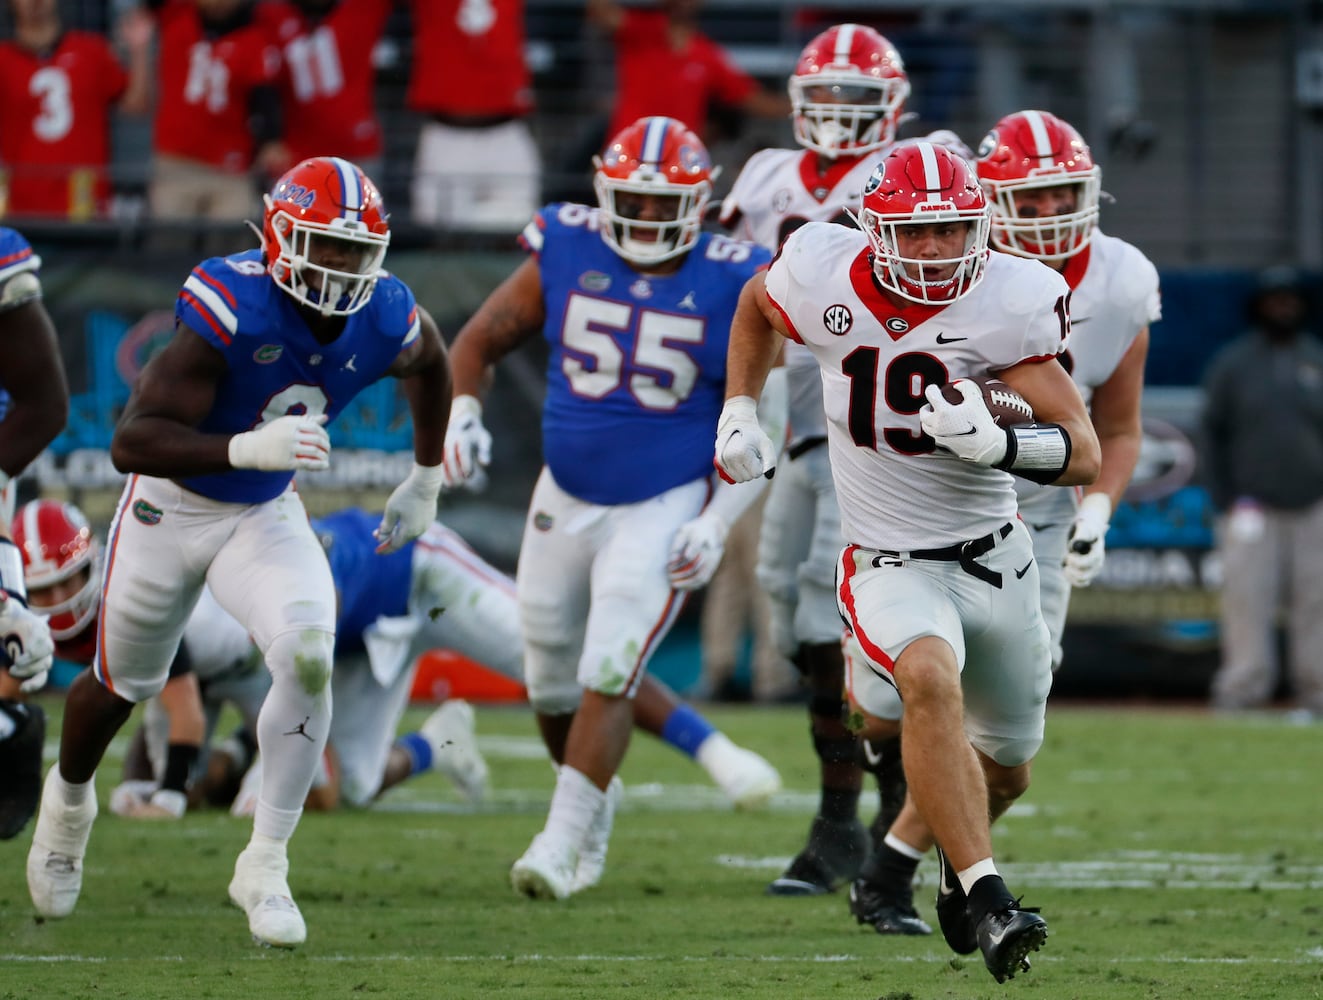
left=787, top=435, right=827, bottom=461
left=873, top=521, right=1014, bottom=589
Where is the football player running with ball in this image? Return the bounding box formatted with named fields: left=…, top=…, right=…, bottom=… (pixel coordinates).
left=719, top=24, right=971, bottom=918
left=859, top=109, right=1160, bottom=953
left=442, top=116, right=784, bottom=900
left=715, top=141, right=1100, bottom=983
left=26, top=156, right=453, bottom=949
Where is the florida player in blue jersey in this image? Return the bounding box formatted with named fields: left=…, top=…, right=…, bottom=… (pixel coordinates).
left=443, top=116, right=785, bottom=900
left=0, top=226, right=69, bottom=840
left=26, top=157, right=453, bottom=949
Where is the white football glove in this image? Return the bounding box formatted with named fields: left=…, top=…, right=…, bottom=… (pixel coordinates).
left=1064, top=493, right=1111, bottom=588
left=714, top=396, right=776, bottom=484
left=440, top=395, right=492, bottom=490
left=919, top=382, right=1009, bottom=467
left=0, top=592, right=54, bottom=693
left=666, top=511, right=729, bottom=591
left=228, top=413, right=330, bottom=472
left=375, top=462, right=445, bottom=554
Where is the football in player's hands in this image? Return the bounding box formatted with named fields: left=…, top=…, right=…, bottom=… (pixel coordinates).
left=939, top=376, right=1034, bottom=426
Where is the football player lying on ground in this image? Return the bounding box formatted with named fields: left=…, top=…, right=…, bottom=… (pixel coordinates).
left=103, top=506, right=782, bottom=815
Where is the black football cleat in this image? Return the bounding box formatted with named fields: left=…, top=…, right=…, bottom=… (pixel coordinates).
left=766, top=815, right=870, bottom=896
left=849, top=876, right=932, bottom=936
left=976, top=901, right=1048, bottom=983
left=934, top=847, right=978, bottom=954
left=0, top=700, right=46, bottom=840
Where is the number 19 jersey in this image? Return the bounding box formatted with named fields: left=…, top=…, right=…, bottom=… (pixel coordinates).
left=765, top=221, right=1070, bottom=550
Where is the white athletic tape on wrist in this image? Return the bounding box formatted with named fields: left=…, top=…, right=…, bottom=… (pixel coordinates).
left=0, top=537, right=27, bottom=603
left=996, top=423, right=1071, bottom=485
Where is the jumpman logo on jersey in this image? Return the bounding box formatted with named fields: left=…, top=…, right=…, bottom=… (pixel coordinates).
left=284, top=717, right=315, bottom=742
left=678, top=291, right=698, bottom=311
left=343, top=354, right=358, bottom=372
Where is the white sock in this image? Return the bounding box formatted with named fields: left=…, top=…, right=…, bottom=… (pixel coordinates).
left=542, top=766, right=605, bottom=853
left=957, top=857, right=999, bottom=896
left=883, top=832, right=926, bottom=861
left=53, top=768, right=94, bottom=808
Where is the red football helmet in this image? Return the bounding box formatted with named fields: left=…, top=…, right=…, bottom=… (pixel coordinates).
left=790, top=24, right=911, bottom=159
left=12, top=500, right=101, bottom=645
left=261, top=156, right=391, bottom=316
left=974, top=110, right=1100, bottom=262
left=854, top=141, right=990, bottom=304
left=593, top=116, right=715, bottom=267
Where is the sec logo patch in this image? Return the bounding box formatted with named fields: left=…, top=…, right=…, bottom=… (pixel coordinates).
left=823, top=305, right=853, bottom=336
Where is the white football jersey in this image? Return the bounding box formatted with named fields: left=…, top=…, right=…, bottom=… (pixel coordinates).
left=721, top=148, right=881, bottom=447
left=1016, top=230, right=1161, bottom=522
left=765, top=222, right=1071, bottom=550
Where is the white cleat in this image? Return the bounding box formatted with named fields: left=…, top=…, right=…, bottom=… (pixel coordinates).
left=698, top=734, right=783, bottom=810
left=571, top=775, right=623, bottom=893
left=421, top=700, right=489, bottom=803
left=108, top=780, right=157, bottom=817
left=510, top=833, right=578, bottom=901
left=26, top=768, right=98, bottom=919
left=228, top=845, right=307, bottom=948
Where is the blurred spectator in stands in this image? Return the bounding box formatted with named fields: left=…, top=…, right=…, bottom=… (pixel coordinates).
left=407, top=0, right=540, bottom=232
left=266, top=0, right=393, bottom=181
left=586, top=0, right=788, bottom=146
left=0, top=0, right=151, bottom=220
left=146, top=0, right=286, bottom=221
left=1199, top=266, right=1323, bottom=719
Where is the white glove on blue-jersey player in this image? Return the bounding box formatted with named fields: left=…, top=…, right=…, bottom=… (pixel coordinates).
left=714, top=396, right=775, bottom=483
left=228, top=413, right=330, bottom=471
left=375, top=462, right=444, bottom=554
left=440, top=395, right=492, bottom=490
left=1064, top=493, right=1111, bottom=587
left=919, top=381, right=1008, bottom=467
left=0, top=592, right=54, bottom=693
left=667, top=510, right=729, bottom=591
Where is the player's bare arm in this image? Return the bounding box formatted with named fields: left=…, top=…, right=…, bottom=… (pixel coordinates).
left=0, top=300, right=69, bottom=475
left=447, top=258, right=547, bottom=397
left=110, top=322, right=231, bottom=476
left=1084, top=326, right=1149, bottom=504
left=724, top=271, right=788, bottom=401
left=998, top=357, right=1101, bottom=487
left=387, top=306, right=451, bottom=468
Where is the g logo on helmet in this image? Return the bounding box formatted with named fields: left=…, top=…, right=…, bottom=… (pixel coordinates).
left=862, top=169, right=884, bottom=196
left=976, top=130, right=999, bottom=160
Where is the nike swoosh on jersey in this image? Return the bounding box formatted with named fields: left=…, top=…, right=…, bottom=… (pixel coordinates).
left=1015, top=561, right=1033, bottom=579
left=935, top=333, right=968, bottom=344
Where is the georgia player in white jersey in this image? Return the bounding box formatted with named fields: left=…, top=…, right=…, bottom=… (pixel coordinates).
left=714, top=140, right=1100, bottom=983
left=976, top=109, right=1160, bottom=668
left=718, top=22, right=970, bottom=904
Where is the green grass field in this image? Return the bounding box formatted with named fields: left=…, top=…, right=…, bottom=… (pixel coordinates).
left=2, top=700, right=1321, bottom=1000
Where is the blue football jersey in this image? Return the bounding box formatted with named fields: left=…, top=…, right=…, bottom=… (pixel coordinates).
left=174, top=249, right=420, bottom=503
left=312, top=507, right=414, bottom=652
left=524, top=204, right=770, bottom=505
left=0, top=227, right=42, bottom=421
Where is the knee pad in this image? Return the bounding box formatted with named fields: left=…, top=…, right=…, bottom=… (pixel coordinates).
left=265, top=628, right=335, bottom=695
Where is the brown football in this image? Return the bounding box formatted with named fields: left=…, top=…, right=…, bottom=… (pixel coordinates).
left=939, top=375, right=1034, bottom=426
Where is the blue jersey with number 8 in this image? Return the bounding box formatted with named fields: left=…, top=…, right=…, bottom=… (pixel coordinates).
left=173, top=249, right=419, bottom=503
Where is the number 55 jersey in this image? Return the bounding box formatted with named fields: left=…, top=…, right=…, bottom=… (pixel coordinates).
left=522, top=203, right=770, bottom=505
